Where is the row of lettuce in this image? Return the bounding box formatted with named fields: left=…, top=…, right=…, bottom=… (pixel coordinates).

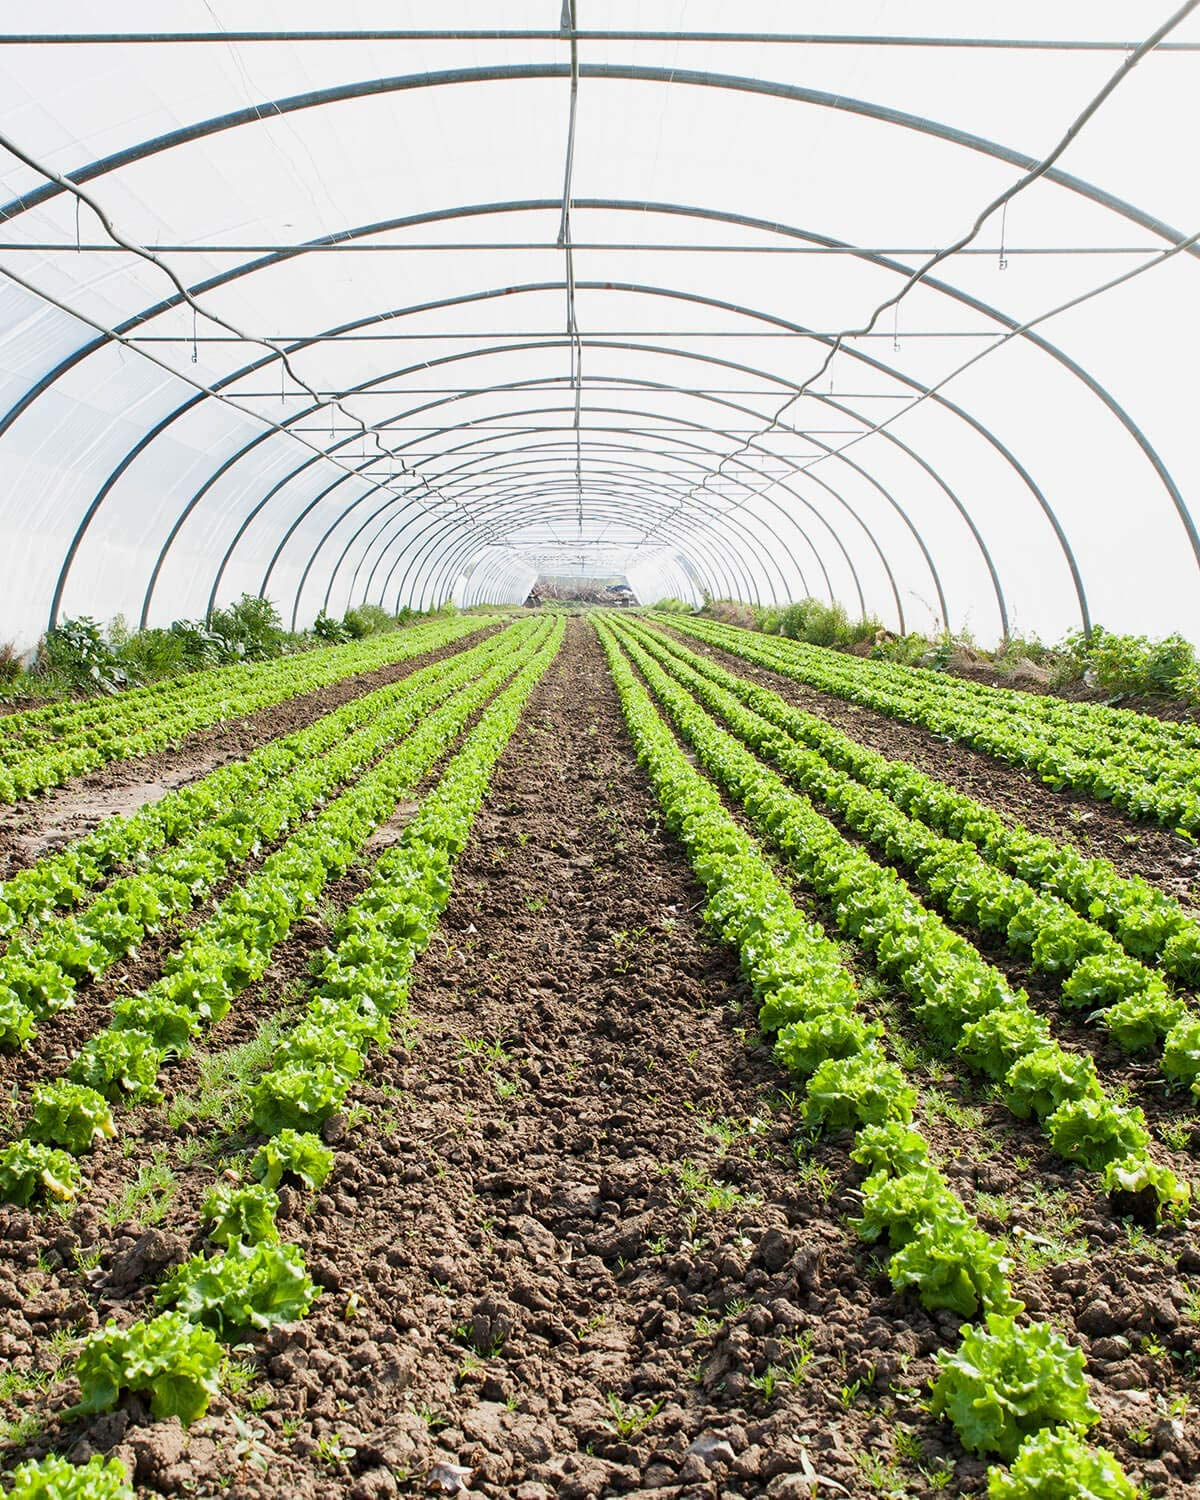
left=657, top=613, right=1200, bottom=837
left=0, top=612, right=495, bottom=805
left=0, top=622, right=535, bottom=1057
left=624, top=617, right=1200, bottom=1101
left=0, top=620, right=563, bottom=1498
left=600, top=615, right=1166, bottom=1500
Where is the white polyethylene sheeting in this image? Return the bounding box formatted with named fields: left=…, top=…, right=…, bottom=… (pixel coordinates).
left=0, top=1, right=1195, bottom=646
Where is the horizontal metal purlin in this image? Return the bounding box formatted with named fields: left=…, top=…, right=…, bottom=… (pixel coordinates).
left=288, top=431, right=858, bottom=440
left=320, top=460, right=827, bottom=470
left=4, top=31, right=1197, bottom=49
left=231, top=387, right=912, bottom=397
left=0, top=242, right=1161, bottom=255
left=286, top=422, right=867, bottom=431
left=123, top=330, right=1002, bottom=340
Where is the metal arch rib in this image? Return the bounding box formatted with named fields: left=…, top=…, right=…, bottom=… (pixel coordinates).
left=128, top=258, right=974, bottom=637
left=277, top=418, right=801, bottom=611
left=362, top=468, right=783, bottom=613
left=380, top=500, right=750, bottom=614
left=73, top=279, right=977, bottom=634
left=376, top=477, right=773, bottom=611
left=1, top=64, right=1193, bottom=258
left=143, top=273, right=915, bottom=635
left=263, top=405, right=809, bottom=628
left=438, top=519, right=733, bottom=616
left=0, top=83, right=1188, bottom=622
left=102, top=307, right=996, bottom=636
left=191, top=319, right=986, bottom=637
left=431, top=515, right=748, bottom=613
left=293, top=402, right=836, bottom=621
left=290, top=331, right=1021, bottom=633
left=422, top=503, right=761, bottom=613
left=70, top=275, right=880, bottom=628
left=251, top=385, right=868, bottom=632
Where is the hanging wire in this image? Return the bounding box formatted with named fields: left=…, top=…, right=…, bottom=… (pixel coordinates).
left=797, top=220, right=1200, bottom=476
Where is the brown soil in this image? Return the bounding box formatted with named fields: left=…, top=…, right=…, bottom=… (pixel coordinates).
left=1, top=619, right=1198, bottom=1499
left=0, top=625, right=501, bottom=879
left=659, top=627, right=1200, bottom=909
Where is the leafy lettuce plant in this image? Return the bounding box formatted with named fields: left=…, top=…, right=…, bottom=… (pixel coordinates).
left=774, top=1011, right=880, bottom=1076
left=0, top=953, right=77, bottom=1015
left=249, top=1128, right=333, bottom=1191
left=0, top=1139, right=81, bottom=1205
left=26, top=1081, right=116, bottom=1154
left=849, top=1121, right=930, bottom=1178
left=854, top=1166, right=961, bottom=1249
left=157, top=1242, right=318, bottom=1340
left=112, top=995, right=198, bottom=1050
left=1162, top=1014, right=1200, bottom=1090
left=1100, top=989, right=1186, bottom=1053
left=930, top=1314, right=1099, bottom=1460
left=249, top=1059, right=348, bottom=1135
left=202, top=1182, right=280, bottom=1252
left=1045, top=1098, right=1149, bottom=1171
left=284, top=1020, right=366, bottom=1080
left=1004, top=1046, right=1101, bottom=1121
left=5, top=1453, right=133, bottom=1499
left=986, top=1426, right=1136, bottom=1500
left=956, top=1006, right=1050, bottom=1080
left=1062, top=953, right=1169, bottom=1010
left=69, top=1027, right=164, bottom=1103
left=802, top=1050, right=916, bottom=1130
left=1103, top=1154, right=1190, bottom=1226
left=0, top=989, right=35, bottom=1050
left=1163, top=927, right=1200, bottom=985
left=887, top=1216, right=1020, bottom=1319
left=76, top=1310, right=223, bottom=1424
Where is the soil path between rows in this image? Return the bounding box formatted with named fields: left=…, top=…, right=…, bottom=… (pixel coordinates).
left=657, top=625, right=1200, bottom=906
left=0, top=622, right=501, bottom=878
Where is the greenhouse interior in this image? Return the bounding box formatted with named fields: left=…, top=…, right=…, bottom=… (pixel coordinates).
left=1, top=6, right=1200, bottom=1500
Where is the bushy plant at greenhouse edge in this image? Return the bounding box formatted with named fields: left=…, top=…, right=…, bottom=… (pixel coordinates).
left=0, top=593, right=463, bottom=706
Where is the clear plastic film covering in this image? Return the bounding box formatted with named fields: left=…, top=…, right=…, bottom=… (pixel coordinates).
left=0, top=1, right=1196, bottom=646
